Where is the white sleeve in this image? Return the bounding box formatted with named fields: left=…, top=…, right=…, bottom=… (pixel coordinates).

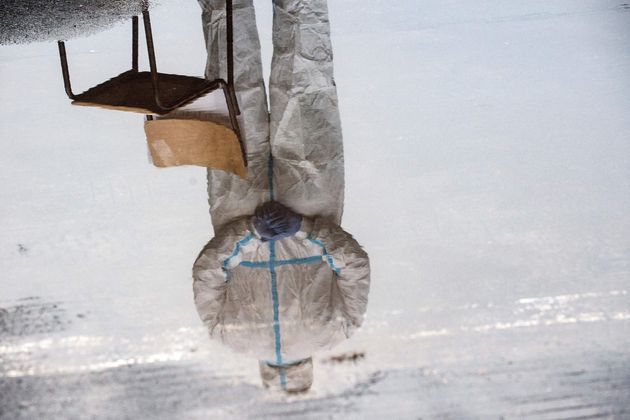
left=192, top=218, right=252, bottom=335
left=309, top=218, right=371, bottom=335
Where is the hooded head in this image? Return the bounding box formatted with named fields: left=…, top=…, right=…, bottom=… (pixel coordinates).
left=258, top=357, right=313, bottom=393
left=252, top=201, right=302, bottom=242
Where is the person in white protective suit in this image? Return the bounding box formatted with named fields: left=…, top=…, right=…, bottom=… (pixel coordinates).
left=192, top=0, right=370, bottom=393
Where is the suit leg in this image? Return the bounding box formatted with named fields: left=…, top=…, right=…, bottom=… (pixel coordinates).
left=269, top=0, right=344, bottom=225
left=199, top=0, right=271, bottom=230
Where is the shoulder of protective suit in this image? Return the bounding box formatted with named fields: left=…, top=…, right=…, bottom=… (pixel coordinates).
left=308, top=218, right=367, bottom=253
left=309, top=217, right=344, bottom=236
left=193, top=217, right=253, bottom=266
left=308, top=217, right=370, bottom=336
left=216, top=216, right=253, bottom=238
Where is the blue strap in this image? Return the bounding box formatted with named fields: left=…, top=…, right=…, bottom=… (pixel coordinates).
left=267, top=154, right=275, bottom=201
left=268, top=240, right=287, bottom=389
left=264, top=358, right=307, bottom=367
left=239, top=255, right=322, bottom=268
left=222, top=233, right=253, bottom=282
left=308, top=237, right=342, bottom=274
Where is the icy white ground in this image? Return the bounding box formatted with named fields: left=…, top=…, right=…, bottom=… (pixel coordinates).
left=1, top=1, right=630, bottom=418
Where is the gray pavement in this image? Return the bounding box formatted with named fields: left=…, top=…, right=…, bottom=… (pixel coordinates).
left=1, top=295, right=629, bottom=419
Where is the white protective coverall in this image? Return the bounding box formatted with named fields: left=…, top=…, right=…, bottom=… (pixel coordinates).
left=193, top=0, right=370, bottom=392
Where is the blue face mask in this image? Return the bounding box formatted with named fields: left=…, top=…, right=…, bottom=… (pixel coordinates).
left=253, top=201, right=302, bottom=242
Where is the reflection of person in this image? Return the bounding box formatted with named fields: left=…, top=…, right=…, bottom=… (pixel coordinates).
left=192, top=0, right=370, bottom=392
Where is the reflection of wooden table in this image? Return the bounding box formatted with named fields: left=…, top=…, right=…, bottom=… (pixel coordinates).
left=70, top=70, right=221, bottom=115
left=0, top=0, right=147, bottom=45
left=58, top=12, right=238, bottom=116
left=56, top=2, right=246, bottom=168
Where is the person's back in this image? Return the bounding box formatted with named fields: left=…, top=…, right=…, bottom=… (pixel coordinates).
left=193, top=205, right=369, bottom=391
left=192, top=0, right=370, bottom=392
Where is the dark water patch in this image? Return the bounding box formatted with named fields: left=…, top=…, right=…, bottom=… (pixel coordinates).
left=0, top=298, right=70, bottom=338
left=17, top=244, right=28, bottom=256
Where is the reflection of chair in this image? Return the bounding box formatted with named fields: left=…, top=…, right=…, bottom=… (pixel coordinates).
left=57, top=1, right=245, bottom=165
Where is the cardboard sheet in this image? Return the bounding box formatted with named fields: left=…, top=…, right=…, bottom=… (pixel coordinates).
left=144, top=119, right=246, bottom=178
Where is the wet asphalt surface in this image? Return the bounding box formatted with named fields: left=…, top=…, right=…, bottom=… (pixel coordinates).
left=2, top=298, right=629, bottom=419
left=2, top=1, right=630, bottom=417
left=0, top=0, right=154, bottom=45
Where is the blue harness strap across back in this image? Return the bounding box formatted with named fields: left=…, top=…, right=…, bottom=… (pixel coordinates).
left=219, top=154, right=343, bottom=389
